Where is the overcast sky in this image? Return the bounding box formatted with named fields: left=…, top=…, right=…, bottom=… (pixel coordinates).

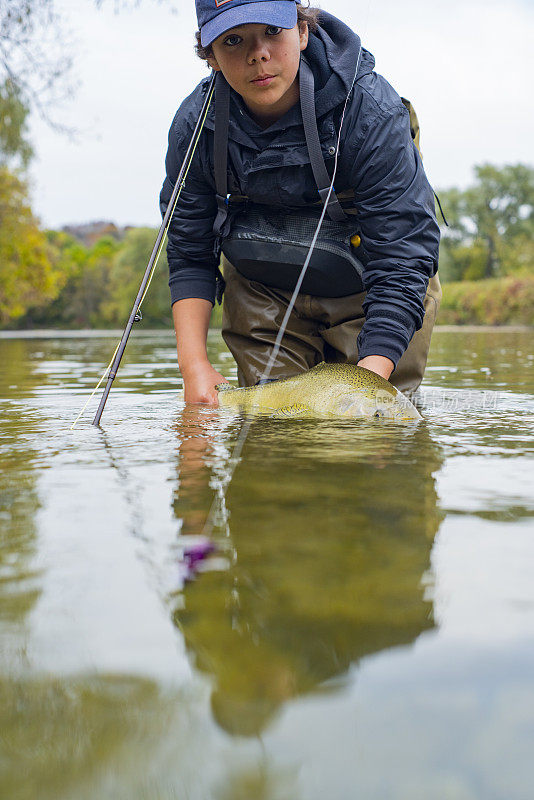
left=28, top=0, right=533, bottom=229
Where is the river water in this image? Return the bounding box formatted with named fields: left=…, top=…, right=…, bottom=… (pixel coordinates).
left=1, top=328, right=533, bottom=800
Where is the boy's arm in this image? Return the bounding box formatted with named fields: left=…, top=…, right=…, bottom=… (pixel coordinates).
left=173, top=298, right=229, bottom=405
left=160, top=87, right=225, bottom=402
left=160, top=99, right=220, bottom=313
left=347, top=91, right=440, bottom=372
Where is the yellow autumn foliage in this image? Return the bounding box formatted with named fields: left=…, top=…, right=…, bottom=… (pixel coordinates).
left=0, top=166, right=59, bottom=324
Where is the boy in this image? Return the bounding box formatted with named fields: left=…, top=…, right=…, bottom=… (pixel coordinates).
left=160, top=0, right=441, bottom=405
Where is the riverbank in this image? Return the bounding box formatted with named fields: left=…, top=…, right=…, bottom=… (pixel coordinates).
left=439, top=275, right=534, bottom=326
left=2, top=275, right=533, bottom=335
left=1, top=324, right=532, bottom=339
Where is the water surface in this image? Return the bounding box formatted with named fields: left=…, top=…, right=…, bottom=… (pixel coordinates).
left=1, top=328, right=533, bottom=799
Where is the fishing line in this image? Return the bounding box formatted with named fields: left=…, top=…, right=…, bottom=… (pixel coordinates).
left=71, top=76, right=217, bottom=428
left=70, top=341, right=121, bottom=430
left=202, top=43, right=365, bottom=538
left=138, top=83, right=216, bottom=308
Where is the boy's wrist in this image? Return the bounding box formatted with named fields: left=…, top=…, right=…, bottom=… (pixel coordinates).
left=357, top=355, right=395, bottom=380
left=178, top=356, right=212, bottom=376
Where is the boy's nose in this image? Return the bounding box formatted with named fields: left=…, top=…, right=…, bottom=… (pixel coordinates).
left=247, top=39, right=271, bottom=64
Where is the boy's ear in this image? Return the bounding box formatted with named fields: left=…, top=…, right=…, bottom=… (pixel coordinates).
left=299, top=22, right=309, bottom=51
left=207, top=55, right=221, bottom=72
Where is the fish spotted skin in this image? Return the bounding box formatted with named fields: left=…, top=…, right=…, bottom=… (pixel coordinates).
left=216, top=362, right=421, bottom=422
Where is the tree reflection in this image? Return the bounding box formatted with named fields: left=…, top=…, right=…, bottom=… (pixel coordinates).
left=172, top=411, right=444, bottom=737
left=0, top=340, right=43, bottom=663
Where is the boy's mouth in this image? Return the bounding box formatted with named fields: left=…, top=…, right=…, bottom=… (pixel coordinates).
left=251, top=74, right=276, bottom=87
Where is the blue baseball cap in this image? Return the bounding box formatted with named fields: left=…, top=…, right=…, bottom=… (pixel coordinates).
left=196, top=0, right=301, bottom=48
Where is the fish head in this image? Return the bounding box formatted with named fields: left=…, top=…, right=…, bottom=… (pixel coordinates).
left=335, top=388, right=421, bottom=422
left=335, top=392, right=382, bottom=419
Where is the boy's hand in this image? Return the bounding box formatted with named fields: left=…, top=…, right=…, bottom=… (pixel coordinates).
left=181, top=361, right=229, bottom=406
left=357, top=355, right=394, bottom=381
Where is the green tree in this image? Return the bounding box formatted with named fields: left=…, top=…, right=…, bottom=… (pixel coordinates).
left=23, top=233, right=121, bottom=328
left=439, top=163, right=534, bottom=282
left=0, top=2, right=172, bottom=329
left=0, top=80, right=32, bottom=168
left=100, top=228, right=170, bottom=327
left=0, top=167, right=58, bottom=325
left=0, top=75, right=57, bottom=327
left=65, top=236, right=120, bottom=328
left=101, top=227, right=223, bottom=330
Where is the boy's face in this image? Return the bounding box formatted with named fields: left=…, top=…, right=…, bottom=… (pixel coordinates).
left=208, top=22, right=308, bottom=125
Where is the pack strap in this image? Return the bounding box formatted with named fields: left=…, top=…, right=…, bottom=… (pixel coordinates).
left=299, top=58, right=347, bottom=223
left=213, top=72, right=230, bottom=238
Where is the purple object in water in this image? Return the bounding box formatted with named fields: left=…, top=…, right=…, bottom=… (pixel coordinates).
left=182, top=538, right=217, bottom=580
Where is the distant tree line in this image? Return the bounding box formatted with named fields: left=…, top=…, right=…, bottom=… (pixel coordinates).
left=1, top=220, right=225, bottom=330
left=1, top=161, right=532, bottom=330
left=15, top=227, right=182, bottom=330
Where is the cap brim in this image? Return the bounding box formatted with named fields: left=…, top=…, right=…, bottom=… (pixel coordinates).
left=201, top=1, right=298, bottom=47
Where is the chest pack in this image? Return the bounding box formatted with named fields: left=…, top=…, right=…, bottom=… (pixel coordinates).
left=212, top=60, right=424, bottom=299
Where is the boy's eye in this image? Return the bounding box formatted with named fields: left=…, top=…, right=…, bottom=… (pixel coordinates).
left=266, top=26, right=282, bottom=35
left=223, top=34, right=242, bottom=46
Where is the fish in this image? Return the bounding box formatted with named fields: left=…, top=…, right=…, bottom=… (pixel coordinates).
left=216, top=362, right=422, bottom=422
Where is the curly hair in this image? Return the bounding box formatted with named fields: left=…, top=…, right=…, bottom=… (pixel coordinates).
left=194, top=5, right=322, bottom=62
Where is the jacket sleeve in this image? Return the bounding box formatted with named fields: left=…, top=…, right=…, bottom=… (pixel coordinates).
left=159, top=106, right=219, bottom=306
left=348, top=98, right=440, bottom=367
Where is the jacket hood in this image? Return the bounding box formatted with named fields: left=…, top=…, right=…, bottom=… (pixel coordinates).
left=308, top=11, right=375, bottom=117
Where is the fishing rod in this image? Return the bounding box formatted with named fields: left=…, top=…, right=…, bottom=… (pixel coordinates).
left=91, top=71, right=217, bottom=427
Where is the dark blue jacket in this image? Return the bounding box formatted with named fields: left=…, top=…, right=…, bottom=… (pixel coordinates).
left=160, top=11, right=440, bottom=367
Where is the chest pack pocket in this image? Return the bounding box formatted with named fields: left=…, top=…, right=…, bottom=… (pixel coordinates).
left=212, top=58, right=366, bottom=298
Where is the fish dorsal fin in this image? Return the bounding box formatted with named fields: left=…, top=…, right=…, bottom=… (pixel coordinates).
left=306, top=361, right=327, bottom=376
left=216, top=382, right=233, bottom=392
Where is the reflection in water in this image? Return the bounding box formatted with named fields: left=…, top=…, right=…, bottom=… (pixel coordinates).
left=171, top=412, right=444, bottom=737
left=0, top=674, right=172, bottom=799
left=0, top=342, right=44, bottom=668
left=171, top=407, right=232, bottom=539
left=0, top=463, right=41, bottom=626
left=0, top=330, right=532, bottom=797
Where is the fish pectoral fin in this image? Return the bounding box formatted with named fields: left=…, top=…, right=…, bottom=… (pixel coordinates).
left=271, top=404, right=313, bottom=419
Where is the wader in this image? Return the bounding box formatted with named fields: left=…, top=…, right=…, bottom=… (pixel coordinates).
left=222, top=259, right=442, bottom=396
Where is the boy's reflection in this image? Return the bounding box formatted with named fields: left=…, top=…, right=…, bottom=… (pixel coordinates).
left=172, top=411, right=443, bottom=736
